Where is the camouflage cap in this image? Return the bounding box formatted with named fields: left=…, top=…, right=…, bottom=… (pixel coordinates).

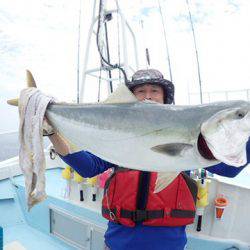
left=126, top=69, right=175, bottom=104
left=131, top=69, right=164, bottom=82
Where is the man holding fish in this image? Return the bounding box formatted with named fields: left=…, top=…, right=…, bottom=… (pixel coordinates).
left=46, top=69, right=250, bottom=250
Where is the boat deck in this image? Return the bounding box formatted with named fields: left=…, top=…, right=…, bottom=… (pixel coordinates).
left=1, top=168, right=250, bottom=250
left=0, top=175, right=75, bottom=250
left=4, top=224, right=73, bottom=250
left=1, top=169, right=106, bottom=249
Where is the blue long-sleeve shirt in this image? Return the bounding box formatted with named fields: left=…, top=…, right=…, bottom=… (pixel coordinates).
left=61, top=140, right=250, bottom=250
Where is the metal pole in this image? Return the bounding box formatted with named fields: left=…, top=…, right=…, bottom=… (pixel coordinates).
left=76, top=0, right=82, bottom=103
left=104, top=20, right=113, bottom=93
left=118, top=6, right=129, bottom=76
left=80, top=0, right=97, bottom=102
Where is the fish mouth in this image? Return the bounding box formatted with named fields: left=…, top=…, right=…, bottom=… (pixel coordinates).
left=197, top=133, right=217, bottom=161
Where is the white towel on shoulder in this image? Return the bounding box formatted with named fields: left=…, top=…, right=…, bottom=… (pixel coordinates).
left=19, top=87, right=54, bottom=210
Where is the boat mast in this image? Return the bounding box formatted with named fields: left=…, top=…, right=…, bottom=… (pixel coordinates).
left=104, top=13, right=113, bottom=93
left=96, top=0, right=128, bottom=84
left=76, top=0, right=82, bottom=104
left=79, top=0, right=139, bottom=102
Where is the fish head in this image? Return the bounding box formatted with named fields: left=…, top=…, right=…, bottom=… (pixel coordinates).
left=201, top=105, right=250, bottom=167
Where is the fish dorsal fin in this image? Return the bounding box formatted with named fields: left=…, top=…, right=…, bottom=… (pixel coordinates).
left=103, top=84, right=138, bottom=104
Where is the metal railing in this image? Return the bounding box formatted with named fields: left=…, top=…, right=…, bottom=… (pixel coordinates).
left=188, top=89, right=250, bottom=104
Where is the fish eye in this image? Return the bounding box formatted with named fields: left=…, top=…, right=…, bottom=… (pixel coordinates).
left=235, top=110, right=246, bottom=119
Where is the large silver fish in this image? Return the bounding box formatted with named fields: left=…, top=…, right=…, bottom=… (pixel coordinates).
left=46, top=84, right=250, bottom=174
left=8, top=71, right=250, bottom=192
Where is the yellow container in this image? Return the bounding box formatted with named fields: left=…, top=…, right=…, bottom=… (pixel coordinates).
left=62, top=166, right=72, bottom=180
left=87, top=176, right=97, bottom=186
left=74, top=171, right=84, bottom=183
left=196, top=179, right=210, bottom=208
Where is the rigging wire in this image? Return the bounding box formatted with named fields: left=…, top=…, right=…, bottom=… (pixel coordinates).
left=185, top=0, right=203, bottom=104
left=98, top=38, right=105, bottom=102
left=96, top=0, right=128, bottom=84
left=157, top=0, right=173, bottom=82
left=98, top=57, right=102, bottom=102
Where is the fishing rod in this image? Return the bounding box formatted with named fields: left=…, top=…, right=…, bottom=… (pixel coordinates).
left=139, top=18, right=151, bottom=67
left=186, top=0, right=203, bottom=104
left=157, top=0, right=173, bottom=83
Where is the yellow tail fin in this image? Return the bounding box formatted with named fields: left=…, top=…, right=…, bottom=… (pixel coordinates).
left=7, top=70, right=37, bottom=106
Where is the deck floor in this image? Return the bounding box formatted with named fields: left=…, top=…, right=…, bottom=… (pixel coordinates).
left=4, top=224, right=74, bottom=250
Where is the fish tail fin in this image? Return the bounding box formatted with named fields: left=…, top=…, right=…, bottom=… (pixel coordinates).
left=7, top=70, right=37, bottom=106
left=26, top=69, right=37, bottom=88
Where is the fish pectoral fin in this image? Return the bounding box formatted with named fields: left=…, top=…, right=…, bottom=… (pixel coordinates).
left=151, top=143, right=193, bottom=156
left=154, top=172, right=180, bottom=193
left=102, top=84, right=138, bottom=104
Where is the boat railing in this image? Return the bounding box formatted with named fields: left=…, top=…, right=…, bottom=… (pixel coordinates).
left=188, top=88, right=250, bottom=104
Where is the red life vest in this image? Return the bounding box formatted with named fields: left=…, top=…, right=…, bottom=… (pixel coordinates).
left=102, top=169, right=197, bottom=227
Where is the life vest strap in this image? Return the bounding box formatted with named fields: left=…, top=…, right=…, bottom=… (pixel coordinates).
left=171, top=209, right=195, bottom=218
left=102, top=207, right=195, bottom=222
left=121, top=209, right=164, bottom=222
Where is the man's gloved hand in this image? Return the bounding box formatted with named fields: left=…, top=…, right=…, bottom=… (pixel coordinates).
left=43, top=116, right=56, bottom=136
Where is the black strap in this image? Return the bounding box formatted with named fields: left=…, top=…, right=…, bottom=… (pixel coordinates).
left=121, top=209, right=164, bottom=222
left=181, top=172, right=198, bottom=204
left=171, top=209, right=195, bottom=218
left=136, top=171, right=151, bottom=210
left=102, top=207, right=195, bottom=222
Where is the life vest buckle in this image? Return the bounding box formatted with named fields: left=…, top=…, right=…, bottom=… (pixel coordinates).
left=109, top=211, right=116, bottom=221
left=132, top=210, right=148, bottom=222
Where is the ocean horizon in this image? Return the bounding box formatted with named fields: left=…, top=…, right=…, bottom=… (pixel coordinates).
left=0, top=131, right=50, bottom=161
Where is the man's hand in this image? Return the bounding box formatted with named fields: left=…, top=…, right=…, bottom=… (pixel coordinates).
left=44, top=117, right=70, bottom=156
left=43, top=116, right=56, bottom=136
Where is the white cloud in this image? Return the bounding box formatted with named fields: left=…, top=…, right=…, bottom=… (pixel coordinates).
left=1, top=0, right=250, bottom=132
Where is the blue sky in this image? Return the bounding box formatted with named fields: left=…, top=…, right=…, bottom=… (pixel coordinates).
left=1, top=0, right=250, bottom=133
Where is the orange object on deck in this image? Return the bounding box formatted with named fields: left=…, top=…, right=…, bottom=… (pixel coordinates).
left=214, top=195, right=228, bottom=219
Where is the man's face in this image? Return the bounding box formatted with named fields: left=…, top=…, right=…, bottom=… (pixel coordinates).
left=132, top=84, right=164, bottom=104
